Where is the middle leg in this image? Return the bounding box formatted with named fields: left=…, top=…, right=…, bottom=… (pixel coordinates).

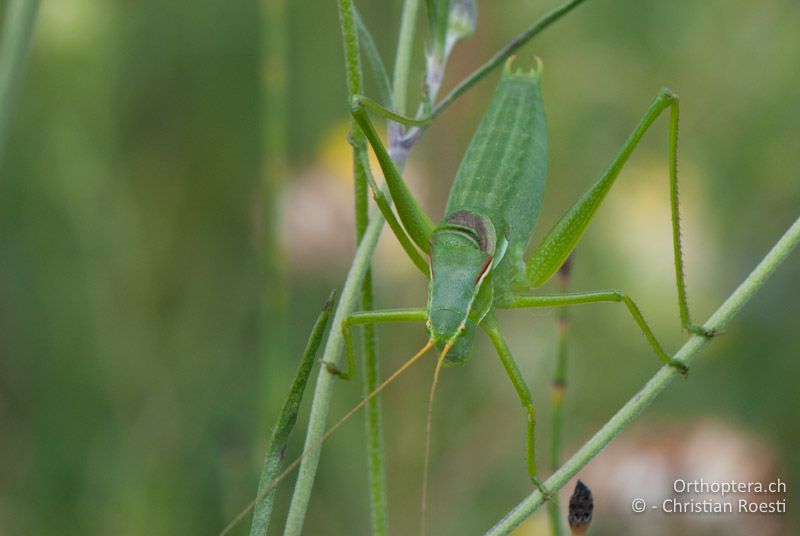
left=503, top=291, right=688, bottom=374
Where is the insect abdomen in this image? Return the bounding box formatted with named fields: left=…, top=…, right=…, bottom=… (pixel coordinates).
left=444, top=59, right=548, bottom=290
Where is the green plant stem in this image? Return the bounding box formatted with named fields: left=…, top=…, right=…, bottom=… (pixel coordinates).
left=285, top=2, right=425, bottom=533
left=401, top=0, right=587, bottom=149
left=486, top=215, right=800, bottom=536
left=330, top=1, right=389, bottom=535
left=0, top=0, right=41, bottom=165
left=282, top=213, right=386, bottom=536
left=431, top=0, right=585, bottom=119
left=283, top=2, right=386, bottom=535
left=356, top=199, right=386, bottom=536
left=423, top=0, right=437, bottom=42
left=393, top=0, right=419, bottom=116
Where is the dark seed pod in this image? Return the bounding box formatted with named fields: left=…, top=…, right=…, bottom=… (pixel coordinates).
left=568, top=479, right=593, bottom=535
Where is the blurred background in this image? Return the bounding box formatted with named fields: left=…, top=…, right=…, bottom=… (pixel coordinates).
left=0, top=0, right=798, bottom=534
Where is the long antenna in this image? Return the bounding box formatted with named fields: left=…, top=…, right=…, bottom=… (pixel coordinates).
left=220, top=339, right=436, bottom=536
left=420, top=339, right=453, bottom=536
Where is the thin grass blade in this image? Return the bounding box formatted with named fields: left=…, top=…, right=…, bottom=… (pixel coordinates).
left=354, top=7, right=393, bottom=108
left=249, top=291, right=336, bottom=536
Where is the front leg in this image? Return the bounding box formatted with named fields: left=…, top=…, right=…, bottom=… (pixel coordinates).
left=327, top=308, right=428, bottom=379
left=350, top=96, right=435, bottom=254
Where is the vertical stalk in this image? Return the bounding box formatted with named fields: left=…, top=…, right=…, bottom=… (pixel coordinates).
left=547, top=255, right=573, bottom=536
left=392, top=0, right=419, bottom=116
left=282, top=208, right=386, bottom=536
left=284, top=1, right=423, bottom=533
left=356, top=161, right=387, bottom=535
left=341, top=1, right=388, bottom=533
left=0, top=0, right=41, bottom=166
left=389, top=0, right=420, bottom=168
left=348, top=2, right=423, bottom=533
left=283, top=1, right=388, bottom=534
